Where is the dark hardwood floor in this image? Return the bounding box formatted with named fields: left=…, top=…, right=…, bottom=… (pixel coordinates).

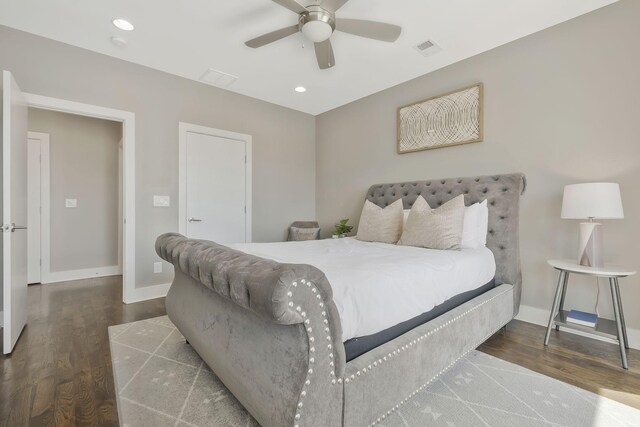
left=2, top=277, right=639, bottom=426
left=0, top=276, right=165, bottom=427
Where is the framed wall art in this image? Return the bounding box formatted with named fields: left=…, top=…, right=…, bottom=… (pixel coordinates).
left=397, top=83, right=483, bottom=154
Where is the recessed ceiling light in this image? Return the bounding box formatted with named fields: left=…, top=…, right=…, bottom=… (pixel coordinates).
left=295, top=86, right=307, bottom=93
left=112, top=18, right=134, bottom=31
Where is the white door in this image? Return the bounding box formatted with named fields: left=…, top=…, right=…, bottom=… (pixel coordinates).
left=180, top=126, right=251, bottom=243
left=27, top=132, right=45, bottom=284
left=2, top=70, right=29, bottom=354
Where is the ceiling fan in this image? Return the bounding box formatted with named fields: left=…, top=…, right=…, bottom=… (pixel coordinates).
left=244, top=0, right=402, bottom=69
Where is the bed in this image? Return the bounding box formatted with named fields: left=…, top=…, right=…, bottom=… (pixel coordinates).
left=156, top=173, right=526, bottom=427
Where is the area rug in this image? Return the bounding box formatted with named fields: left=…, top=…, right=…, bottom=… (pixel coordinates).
left=109, top=316, right=640, bottom=427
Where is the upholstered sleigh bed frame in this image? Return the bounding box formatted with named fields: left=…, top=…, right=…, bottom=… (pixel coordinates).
left=156, top=173, right=526, bottom=427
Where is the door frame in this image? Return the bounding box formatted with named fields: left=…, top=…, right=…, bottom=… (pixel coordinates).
left=178, top=122, right=252, bottom=242
left=24, top=93, right=137, bottom=303
left=26, top=131, right=49, bottom=284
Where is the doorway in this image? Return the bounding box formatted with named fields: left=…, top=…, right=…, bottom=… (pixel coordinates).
left=178, top=122, right=252, bottom=243
left=27, top=111, right=122, bottom=285
left=23, top=93, right=136, bottom=303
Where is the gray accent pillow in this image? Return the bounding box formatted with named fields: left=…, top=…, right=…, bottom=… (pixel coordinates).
left=356, top=199, right=404, bottom=244
left=289, top=226, right=320, bottom=241
left=398, top=195, right=465, bottom=250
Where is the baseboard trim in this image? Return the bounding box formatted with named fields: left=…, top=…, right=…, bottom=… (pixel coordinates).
left=516, top=304, right=640, bottom=350
left=124, top=282, right=171, bottom=304
left=43, top=265, right=122, bottom=284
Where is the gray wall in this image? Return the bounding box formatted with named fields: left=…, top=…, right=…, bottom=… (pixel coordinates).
left=28, top=108, right=121, bottom=272
left=316, top=1, right=640, bottom=328
left=0, top=25, right=316, bottom=288
left=1, top=1, right=637, bottom=328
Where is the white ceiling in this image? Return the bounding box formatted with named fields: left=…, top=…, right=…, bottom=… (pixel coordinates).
left=0, top=0, right=617, bottom=115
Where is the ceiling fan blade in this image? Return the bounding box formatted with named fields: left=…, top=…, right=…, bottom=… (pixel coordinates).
left=272, top=0, right=307, bottom=14
left=321, top=0, right=349, bottom=12
left=314, top=39, right=335, bottom=69
left=245, top=25, right=299, bottom=48
left=335, top=19, right=401, bottom=42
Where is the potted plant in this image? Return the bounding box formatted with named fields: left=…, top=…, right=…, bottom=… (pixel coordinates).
left=332, top=219, right=353, bottom=238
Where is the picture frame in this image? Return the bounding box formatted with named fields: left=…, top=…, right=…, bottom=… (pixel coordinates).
left=397, top=83, right=484, bottom=154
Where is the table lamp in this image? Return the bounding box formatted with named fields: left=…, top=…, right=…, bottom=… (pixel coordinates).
left=561, top=183, right=624, bottom=268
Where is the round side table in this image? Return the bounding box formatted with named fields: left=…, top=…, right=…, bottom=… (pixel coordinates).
left=544, top=259, right=636, bottom=369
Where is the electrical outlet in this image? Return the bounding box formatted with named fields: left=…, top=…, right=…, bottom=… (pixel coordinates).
left=65, top=198, right=78, bottom=208
left=154, top=262, right=162, bottom=273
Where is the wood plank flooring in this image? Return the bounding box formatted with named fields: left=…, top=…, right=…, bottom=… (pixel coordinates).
left=479, top=319, right=640, bottom=410
left=0, top=277, right=165, bottom=427
left=2, top=277, right=639, bottom=425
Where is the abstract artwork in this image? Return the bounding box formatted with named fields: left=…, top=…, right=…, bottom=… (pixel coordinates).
left=397, top=83, right=483, bottom=154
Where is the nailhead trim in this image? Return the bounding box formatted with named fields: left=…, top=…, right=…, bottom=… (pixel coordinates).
left=291, top=279, right=510, bottom=426
left=288, top=278, right=339, bottom=426
left=366, top=287, right=513, bottom=426
left=344, top=287, right=512, bottom=384
left=367, top=321, right=508, bottom=426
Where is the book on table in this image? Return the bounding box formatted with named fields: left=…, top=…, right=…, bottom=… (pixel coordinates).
left=566, top=309, right=598, bottom=327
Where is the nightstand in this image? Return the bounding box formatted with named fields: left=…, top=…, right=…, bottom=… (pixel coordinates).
left=544, top=259, right=636, bottom=369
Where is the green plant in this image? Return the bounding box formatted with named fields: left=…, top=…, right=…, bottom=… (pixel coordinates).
left=333, top=219, right=353, bottom=236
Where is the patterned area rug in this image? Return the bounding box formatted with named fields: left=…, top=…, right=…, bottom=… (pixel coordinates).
left=109, top=316, right=640, bottom=427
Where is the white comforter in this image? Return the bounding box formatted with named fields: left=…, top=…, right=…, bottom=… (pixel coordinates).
left=228, top=238, right=496, bottom=342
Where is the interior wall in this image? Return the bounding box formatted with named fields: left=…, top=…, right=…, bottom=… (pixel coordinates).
left=0, top=25, right=316, bottom=290
left=0, top=81, right=3, bottom=311
left=28, top=108, right=120, bottom=273
left=316, top=1, right=640, bottom=328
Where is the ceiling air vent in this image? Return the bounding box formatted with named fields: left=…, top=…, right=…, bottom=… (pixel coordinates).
left=415, top=40, right=442, bottom=58
left=200, top=68, right=239, bottom=88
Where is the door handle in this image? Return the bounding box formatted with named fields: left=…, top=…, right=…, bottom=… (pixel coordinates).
left=1, top=223, right=27, bottom=232
left=11, top=223, right=27, bottom=232
left=188, top=217, right=202, bottom=223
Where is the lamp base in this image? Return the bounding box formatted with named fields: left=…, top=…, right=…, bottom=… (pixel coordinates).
left=578, top=222, right=603, bottom=268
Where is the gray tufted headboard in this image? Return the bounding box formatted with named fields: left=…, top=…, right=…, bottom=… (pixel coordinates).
left=365, top=173, right=526, bottom=315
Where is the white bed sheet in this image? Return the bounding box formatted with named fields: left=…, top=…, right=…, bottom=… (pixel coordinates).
left=229, top=238, right=496, bottom=342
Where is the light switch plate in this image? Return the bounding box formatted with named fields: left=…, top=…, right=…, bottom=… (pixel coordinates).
left=153, top=195, right=170, bottom=207
left=154, top=262, right=162, bottom=273
left=65, top=199, right=78, bottom=208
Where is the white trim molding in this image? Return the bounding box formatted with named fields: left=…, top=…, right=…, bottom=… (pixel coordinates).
left=45, top=265, right=122, bottom=284
left=125, top=282, right=171, bottom=304
left=27, top=132, right=51, bottom=284
left=27, top=131, right=49, bottom=284
left=516, top=304, right=640, bottom=350
left=24, top=93, right=137, bottom=303
left=178, top=122, right=252, bottom=242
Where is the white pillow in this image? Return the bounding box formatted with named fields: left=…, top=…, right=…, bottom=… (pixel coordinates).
left=404, top=200, right=488, bottom=249
left=461, top=200, right=488, bottom=249
left=477, top=200, right=488, bottom=245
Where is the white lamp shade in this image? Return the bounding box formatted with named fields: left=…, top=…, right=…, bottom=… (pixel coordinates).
left=561, top=182, right=624, bottom=219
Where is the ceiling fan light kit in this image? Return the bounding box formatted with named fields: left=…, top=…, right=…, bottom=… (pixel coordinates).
left=300, top=6, right=334, bottom=43
left=245, top=0, right=401, bottom=69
